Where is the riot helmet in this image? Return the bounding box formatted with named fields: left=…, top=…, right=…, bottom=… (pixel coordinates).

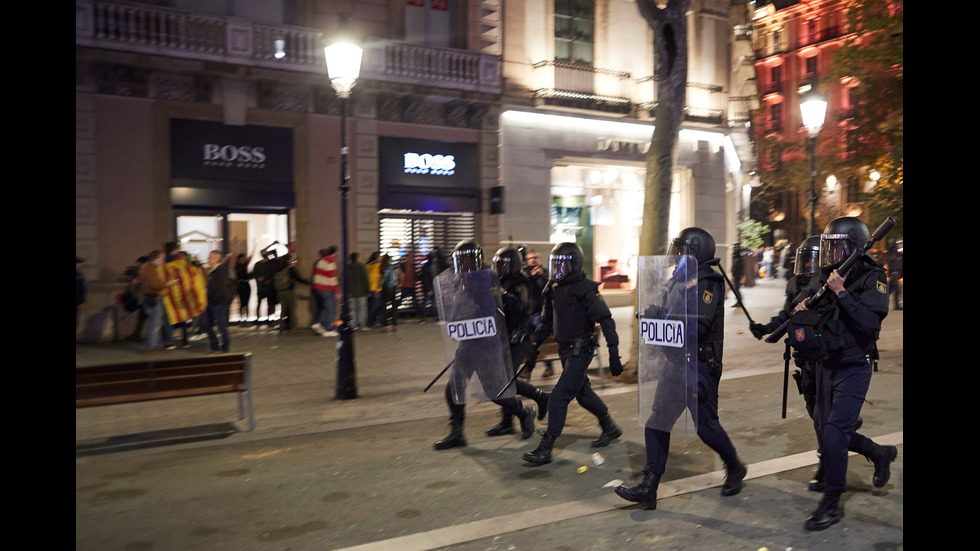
left=492, top=247, right=523, bottom=277
left=794, top=236, right=822, bottom=278
left=515, top=244, right=528, bottom=265
left=549, top=242, right=584, bottom=281
left=451, top=240, right=483, bottom=273
left=819, top=216, right=869, bottom=268
left=668, top=227, right=716, bottom=263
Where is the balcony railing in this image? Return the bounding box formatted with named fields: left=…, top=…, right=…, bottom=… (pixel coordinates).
left=76, top=0, right=500, bottom=94
left=798, top=26, right=842, bottom=49
left=636, top=77, right=726, bottom=123
left=532, top=60, right=632, bottom=114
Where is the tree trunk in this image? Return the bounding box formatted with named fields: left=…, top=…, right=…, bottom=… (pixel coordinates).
left=622, top=0, right=689, bottom=381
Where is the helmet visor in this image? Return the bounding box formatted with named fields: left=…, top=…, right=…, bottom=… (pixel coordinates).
left=667, top=239, right=688, bottom=257
left=795, top=248, right=821, bottom=276
left=452, top=251, right=481, bottom=273
left=819, top=234, right=852, bottom=268
left=493, top=255, right=516, bottom=276
left=549, top=254, right=577, bottom=281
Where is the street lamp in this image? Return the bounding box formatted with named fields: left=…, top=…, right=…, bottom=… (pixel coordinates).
left=324, top=20, right=363, bottom=400
left=800, top=88, right=827, bottom=236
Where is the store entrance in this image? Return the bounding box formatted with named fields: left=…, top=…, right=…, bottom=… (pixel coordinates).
left=175, top=210, right=290, bottom=323
left=378, top=210, right=475, bottom=314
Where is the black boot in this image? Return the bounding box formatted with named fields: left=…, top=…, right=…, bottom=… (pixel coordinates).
left=804, top=489, right=842, bottom=531
left=434, top=421, right=466, bottom=450
left=485, top=413, right=516, bottom=437
left=523, top=433, right=556, bottom=465
left=533, top=390, right=550, bottom=421
left=591, top=413, right=623, bottom=448
left=868, top=444, right=898, bottom=487
left=519, top=407, right=536, bottom=439
left=542, top=362, right=555, bottom=378
left=615, top=471, right=661, bottom=509
left=721, top=458, right=747, bottom=496
left=808, top=460, right=826, bottom=492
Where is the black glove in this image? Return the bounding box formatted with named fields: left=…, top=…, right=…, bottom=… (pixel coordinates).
left=749, top=323, right=769, bottom=340
left=608, top=347, right=623, bottom=377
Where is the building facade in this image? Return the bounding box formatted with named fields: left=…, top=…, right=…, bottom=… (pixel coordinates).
left=494, top=0, right=758, bottom=288
left=76, top=0, right=758, bottom=330
left=750, top=0, right=880, bottom=245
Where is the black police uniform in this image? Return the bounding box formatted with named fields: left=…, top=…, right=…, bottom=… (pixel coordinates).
left=800, top=256, right=889, bottom=526
left=641, top=258, right=743, bottom=480
left=753, top=269, right=894, bottom=492
left=530, top=271, right=620, bottom=448
left=484, top=271, right=550, bottom=435
left=434, top=269, right=531, bottom=450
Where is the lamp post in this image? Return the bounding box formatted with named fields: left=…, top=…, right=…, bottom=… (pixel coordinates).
left=324, top=22, right=363, bottom=400
left=800, top=88, right=827, bottom=235
left=800, top=89, right=827, bottom=237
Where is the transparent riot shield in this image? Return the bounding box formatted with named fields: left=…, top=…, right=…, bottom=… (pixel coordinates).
left=637, top=255, right=699, bottom=436
left=434, top=268, right=515, bottom=405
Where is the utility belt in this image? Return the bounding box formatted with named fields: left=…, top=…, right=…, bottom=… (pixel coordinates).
left=698, top=341, right=723, bottom=377
left=558, top=332, right=598, bottom=357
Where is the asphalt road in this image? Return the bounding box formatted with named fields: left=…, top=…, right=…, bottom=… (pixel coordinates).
left=76, top=277, right=903, bottom=550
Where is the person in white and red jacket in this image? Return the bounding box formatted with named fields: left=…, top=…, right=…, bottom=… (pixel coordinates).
left=311, top=245, right=340, bottom=337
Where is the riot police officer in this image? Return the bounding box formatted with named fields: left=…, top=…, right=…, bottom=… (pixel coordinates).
left=789, top=217, right=891, bottom=531
left=750, top=237, right=897, bottom=494
left=484, top=247, right=551, bottom=437
left=615, top=227, right=746, bottom=509
left=433, top=241, right=536, bottom=450
left=522, top=242, right=624, bottom=465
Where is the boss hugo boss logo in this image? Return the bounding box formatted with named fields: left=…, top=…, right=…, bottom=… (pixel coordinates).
left=403, top=152, right=455, bottom=175
left=202, top=144, right=267, bottom=168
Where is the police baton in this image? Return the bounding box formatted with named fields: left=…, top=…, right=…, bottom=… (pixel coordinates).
left=495, top=346, right=539, bottom=398
left=423, top=359, right=455, bottom=393
left=717, top=263, right=756, bottom=325
left=765, top=216, right=896, bottom=344
left=781, top=341, right=791, bottom=419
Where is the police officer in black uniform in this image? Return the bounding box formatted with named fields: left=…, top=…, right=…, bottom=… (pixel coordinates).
left=433, top=241, right=536, bottom=450
left=615, top=227, right=746, bottom=509
left=750, top=236, right=897, bottom=494
left=522, top=242, right=624, bottom=465
left=484, top=247, right=552, bottom=437
left=789, top=217, right=891, bottom=531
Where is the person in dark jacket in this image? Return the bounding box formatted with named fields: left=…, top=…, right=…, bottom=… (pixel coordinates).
left=750, top=236, right=896, bottom=496
left=521, top=242, right=624, bottom=466
left=348, top=252, right=371, bottom=330
left=790, top=217, right=891, bottom=531
left=203, top=250, right=235, bottom=352
left=615, top=228, right=746, bottom=509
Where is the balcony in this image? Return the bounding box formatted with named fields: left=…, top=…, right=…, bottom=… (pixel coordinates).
left=635, top=77, right=726, bottom=124
left=531, top=60, right=632, bottom=114
left=798, top=27, right=842, bottom=49
left=75, top=0, right=500, bottom=95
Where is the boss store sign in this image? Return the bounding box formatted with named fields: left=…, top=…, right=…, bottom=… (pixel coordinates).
left=379, top=137, right=479, bottom=212
left=170, top=119, right=294, bottom=208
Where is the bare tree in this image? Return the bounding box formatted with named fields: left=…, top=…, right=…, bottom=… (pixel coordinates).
left=623, top=0, right=689, bottom=380
left=636, top=0, right=689, bottom=258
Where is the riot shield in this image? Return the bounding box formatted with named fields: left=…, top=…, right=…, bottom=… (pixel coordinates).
left=637, top=255, right=699, bottom=436
left=434, top=268, right=515, bottom=405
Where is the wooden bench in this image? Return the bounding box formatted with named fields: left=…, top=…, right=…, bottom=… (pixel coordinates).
left=75, top=353, right=254, bottom=431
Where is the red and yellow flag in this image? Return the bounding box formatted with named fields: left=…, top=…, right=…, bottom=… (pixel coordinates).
left=160, top=258, right=207, bottom=324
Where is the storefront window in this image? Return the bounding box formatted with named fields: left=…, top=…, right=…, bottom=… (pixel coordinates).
left=551, top=164, right=644, bottom=290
